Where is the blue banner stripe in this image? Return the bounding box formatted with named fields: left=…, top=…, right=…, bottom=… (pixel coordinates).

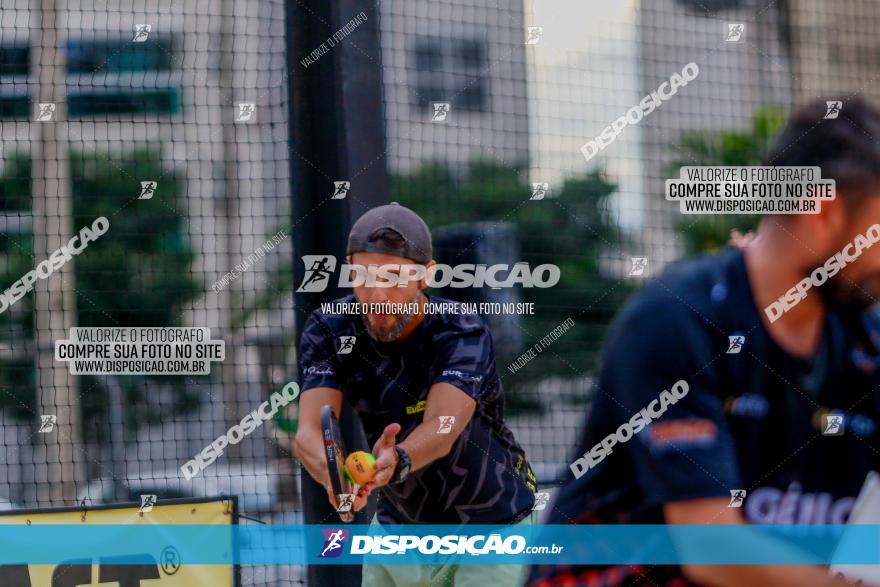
left=0, top=525, right=878, bottom=565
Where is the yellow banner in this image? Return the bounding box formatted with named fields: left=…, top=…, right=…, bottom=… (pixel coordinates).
left=0, top=498, right=234, bottom=587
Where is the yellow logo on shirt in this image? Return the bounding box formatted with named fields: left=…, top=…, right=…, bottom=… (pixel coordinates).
left=515, top=455, right=538, bottom=492
left=406, top=400, right=426, bottom=415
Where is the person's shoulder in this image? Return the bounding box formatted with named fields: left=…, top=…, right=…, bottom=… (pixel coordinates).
left=613, top=248, right=744, bottom=343
left=595, top=250, right=745, bottom=402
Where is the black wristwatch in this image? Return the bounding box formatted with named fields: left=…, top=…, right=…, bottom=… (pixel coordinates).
left=390, top=446, right=411, bottom=484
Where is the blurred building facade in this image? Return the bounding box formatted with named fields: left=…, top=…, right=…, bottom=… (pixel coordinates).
left=378, top=0, right=530, bottom=173
left=787, top=0, right=880, bottom=104
left=0, top=0, right=293, bottom=509
left=636, top=0, right=794, bottom=266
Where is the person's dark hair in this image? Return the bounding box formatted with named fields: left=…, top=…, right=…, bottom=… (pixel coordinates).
left=767, top=97, right=880, bottom=207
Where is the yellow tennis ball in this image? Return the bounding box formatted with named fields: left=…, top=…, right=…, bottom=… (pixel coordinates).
left=344, top=451, right=377, bottom=485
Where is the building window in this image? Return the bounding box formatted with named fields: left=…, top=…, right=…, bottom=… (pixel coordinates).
left=411, top=36, right=488, bottom=113
left=0, top=38, right=181, bottom=119
left=0, top=96, right=29, bottom=120
left=455, top=40, right=483, bottom=69
left=0, top=45, right=30, bottom=119
left=66, top=38, right=175, bottom=73
left=0, top=46, right=29, bottom=76
left=68, top=88, right=181, bottom=117
left=457, top=83, right=485, bottom=111
left=414, top=39, right=442, bottom=71
left=66, top=37, right=180, bottom=117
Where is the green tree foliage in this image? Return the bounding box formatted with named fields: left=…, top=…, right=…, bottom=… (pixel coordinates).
left=69, top=148, right=200, bottom=327
left=675, top=106, right=786, bottom=254
left=0, top=153, right=31, bottom=211
left=0, top=153, right=34, bottom=340
left=0, top=148, right=202, bottom=422
left=393, top=161, right=630, bottom=409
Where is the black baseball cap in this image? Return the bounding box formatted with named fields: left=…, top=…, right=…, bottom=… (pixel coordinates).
left=347, top=202, right=432, bottom=263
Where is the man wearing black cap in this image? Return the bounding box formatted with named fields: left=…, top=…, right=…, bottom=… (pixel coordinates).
left=293, top=203, right=538, bottom=586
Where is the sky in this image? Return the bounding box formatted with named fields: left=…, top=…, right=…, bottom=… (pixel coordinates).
left=527, top=0, right=645, bottom=230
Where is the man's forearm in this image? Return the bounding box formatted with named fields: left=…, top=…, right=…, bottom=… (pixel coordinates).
left=293, top=430, right=330, bottom=487
left=668, top=500, right=866, bottom=587
left=397, top=422, right=456, bottom=472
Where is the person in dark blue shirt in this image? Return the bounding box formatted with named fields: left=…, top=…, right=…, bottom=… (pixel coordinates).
left=294, top=203, right=537, bottom=587
left=298, top=293, right=536, bottom=525
left=529, top=97, right=880, bottom=587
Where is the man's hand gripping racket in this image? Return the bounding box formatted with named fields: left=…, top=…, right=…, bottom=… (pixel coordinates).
left=320, top=405, right=357, bottom=521
left=321, top=405, right=386, bottom=522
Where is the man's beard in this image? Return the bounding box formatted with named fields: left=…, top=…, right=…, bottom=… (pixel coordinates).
left=360, top=292, right=424, bottom=343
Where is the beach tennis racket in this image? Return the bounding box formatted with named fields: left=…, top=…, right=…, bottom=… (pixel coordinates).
left=321, top=404, right=355, bottom=522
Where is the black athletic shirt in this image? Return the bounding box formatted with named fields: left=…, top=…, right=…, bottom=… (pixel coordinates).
left=528, top=248, right=880, bottom=587
left=300, top=294, right=536, bottom=525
